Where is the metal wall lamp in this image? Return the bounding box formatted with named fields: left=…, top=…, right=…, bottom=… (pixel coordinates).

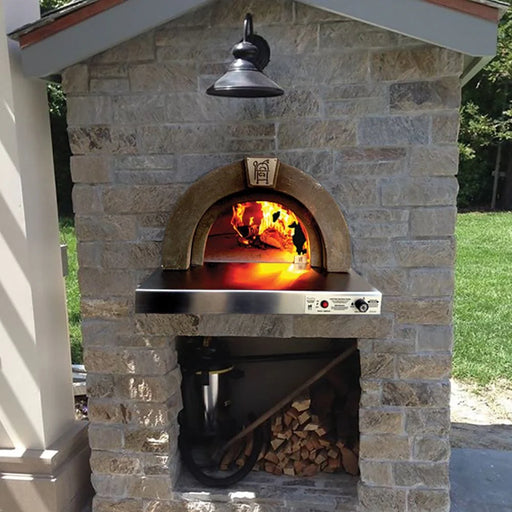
left=206, top=13, right=284, bottom=98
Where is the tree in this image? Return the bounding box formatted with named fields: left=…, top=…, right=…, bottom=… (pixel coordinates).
left=459, top=8, right=512, bottom=209
left=40, top=0, right=74, bottom=216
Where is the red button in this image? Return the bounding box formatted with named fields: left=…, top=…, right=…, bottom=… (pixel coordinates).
left=320, top=300, right=329, bottom=309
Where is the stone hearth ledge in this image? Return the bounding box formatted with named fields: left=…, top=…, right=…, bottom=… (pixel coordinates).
left=0, top=422, right=92, bottom=512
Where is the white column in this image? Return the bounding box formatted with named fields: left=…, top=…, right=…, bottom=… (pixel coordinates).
left=0, top=1, right=91, bottom=510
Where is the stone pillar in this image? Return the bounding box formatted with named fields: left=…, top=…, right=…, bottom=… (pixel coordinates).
left=0, top=1, right=92, bottom=511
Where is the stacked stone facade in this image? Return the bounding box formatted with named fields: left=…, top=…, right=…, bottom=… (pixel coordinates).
left=62, top=1, right=462, bottom=511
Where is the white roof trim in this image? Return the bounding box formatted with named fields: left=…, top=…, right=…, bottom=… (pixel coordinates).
left=14, top=0, right=503, bottom=78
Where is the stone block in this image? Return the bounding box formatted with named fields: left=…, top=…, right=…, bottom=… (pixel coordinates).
left=67, top=96, right=113, bottom=125
left=417, top=325, right=453, bottom=352
left=75, top=215, right=138, bottom=241
left=431, top=111, right=460, bottom=143
left=381, top=177, right=458, bottom=207
left=384, top=298, right=452, bottom=325
left=268, top=52, right=369, bottom=87
left=143, top=454, right=171, bottom=476
left=382, top=381, right=449, bottom=407
left=89, top=425, right=124, bottom=451
left=359, top=410, right=404, bottom=434
left=72, top=185, right=103, bottom=214
left=393, top=461, right=449, bottom=488
left=358, top=484, right=407, bottom=512
left=103, top=185, right=186, bottom=214
left=130, top=63, right=197, bottom=92
left=92, top=32, right=155, bottom=64
left=61, top=64, right=89, bottom=94
left=81, top=297, right=133, bottom=319
left=115, top=155, right=176, bottom=171
left=358, top=115, right=429, bottom=146
left=87, top=374, right=115, bottom=399
left=71, top=155, right=112, bottom=183
left=199, top=314, right=294, bottom=338
left=413, top=436, right=450, bottom=462
left=115, top=372, right=181, bottom=402
left=125, top=398, right=182, bottom=427
left=135, top=314, right=200, bottom=336
left=408, top=269, right=454, bottom=297
left=331, top=178, right=380, bottom=207
left=390, top=78, right=460, bottom=112
left=88, top=400, right=126, bottom=424
left=79, top=268, right=137, bottom=297
left=359, top=268, right=408, bottom=296
left=87, top=347, right=176, bottom=376
left=278, top=119, right=357, bottom=149
left=113, top=95, right=166, bottom=124
left=137, top=476, right=174, bottom=500
left=210, top=0, right=293, bottom=26
left=406, top=408, right=450, bottom=435
left=82, top=318, right=135, bottom=346
left=407, top=489, right=450, bottom=512
left=394, top=239, right=455, bottom=267
left=360, top=434, right=410, bottom=460
left=336, top=159, right=405, bottom=177
left=409, top=146, right=459, bottom=176
left=352, top=239, right=395, bottom=266
left=359, top=461, right=394, bottom=486
left=94, top=497, right=143, bottom=512
left=90, top=64, right=129, bottom=78
left=77, top=242, right=101, bottom=268
left=262, top=24, right=319, bottom=54
left=360, top=353, right=395, bottom=379
left=165, top=93, right=264, bottom=123
left=325, top=97, right=388, bottom=118
left=102, top=242, right=161, bottom=269
left=276, top=150, right=332, bottom=180
left=360, top=380, right=382, bottom=407
left=91, top=473, right=139, bottom=498
left=68, top=126, right=137, bottom=155
left=124, top=428, right=170, bottom=454
left=265, top=88, right=321, bottom=119
left=410, top=207, right=457, bottom=237
left=91, top=452, right=143, bottom=475
left=293, top=315, right=393, bottom=339
left=92, top=78, right=131, bottom=95
left=397, top=354, right=451, bottom=380
left=371, top=47, right=463, bottom=81
left=320, top=21, right=400, bottom=49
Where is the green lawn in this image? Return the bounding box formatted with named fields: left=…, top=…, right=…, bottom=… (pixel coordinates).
left=59, top=218, right=82, bottom=364
left=454, top=212, right=512, bottom=385
left=58, top=212, right=512, bottom=381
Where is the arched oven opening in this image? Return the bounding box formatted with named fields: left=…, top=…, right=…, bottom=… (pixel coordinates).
left=136, top=158, right=381, bottom=315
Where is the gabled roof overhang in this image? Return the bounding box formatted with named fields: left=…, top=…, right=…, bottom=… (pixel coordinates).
left=8, top=0, right=507, bottom=80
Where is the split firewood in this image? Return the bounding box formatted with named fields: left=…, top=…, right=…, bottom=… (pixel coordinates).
left=292, top=397, right=311, bottom=412
left=271, top=438, right=285, bottom=451
left=264, top=451, right=279, bottom=465
left=340, top=446, right=359, bottom=476
left=283, top=464, right=295, bottom=476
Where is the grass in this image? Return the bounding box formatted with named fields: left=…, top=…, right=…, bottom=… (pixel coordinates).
left=59, top=217, right=82, bottom=364
left=454, top=212, right=512, bottom=385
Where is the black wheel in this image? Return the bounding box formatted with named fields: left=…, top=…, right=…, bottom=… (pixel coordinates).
left=178, top=413, right=264, bottom=488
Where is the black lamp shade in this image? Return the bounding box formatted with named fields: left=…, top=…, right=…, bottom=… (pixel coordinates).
left=206, top=14, right=284, bottom=98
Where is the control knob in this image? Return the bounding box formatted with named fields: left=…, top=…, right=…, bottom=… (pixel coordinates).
left=355, top=299, right=369, bottom=313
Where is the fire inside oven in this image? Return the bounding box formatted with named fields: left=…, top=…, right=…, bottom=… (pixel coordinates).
left=205, top=200, right=310, bottom=264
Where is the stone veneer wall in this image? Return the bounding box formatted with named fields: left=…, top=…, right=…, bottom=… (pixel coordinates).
left=62, top=1, right=462, bottom=511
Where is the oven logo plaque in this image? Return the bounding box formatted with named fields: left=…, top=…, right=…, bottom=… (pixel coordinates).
left=245, top=157, right=279, bottom=188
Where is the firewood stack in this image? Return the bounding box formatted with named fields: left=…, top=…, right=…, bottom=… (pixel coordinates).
left=253, top=376, right=360, bottom=478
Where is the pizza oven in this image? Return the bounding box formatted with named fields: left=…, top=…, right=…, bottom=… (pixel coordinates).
left=135, top=158, right=382, bottom=316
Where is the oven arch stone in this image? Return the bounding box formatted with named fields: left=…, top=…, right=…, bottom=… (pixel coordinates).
left=162, top=160, right=351, bottom=272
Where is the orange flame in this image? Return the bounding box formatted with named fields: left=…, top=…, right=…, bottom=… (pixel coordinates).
left=230, top=201, right=309, bottom=262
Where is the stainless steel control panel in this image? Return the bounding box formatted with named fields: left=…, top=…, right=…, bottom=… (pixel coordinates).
left=305, top=294, right=381, bottom=315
